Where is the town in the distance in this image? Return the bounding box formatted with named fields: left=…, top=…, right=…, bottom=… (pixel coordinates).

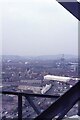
left=0, top=54, right=79, bottom=119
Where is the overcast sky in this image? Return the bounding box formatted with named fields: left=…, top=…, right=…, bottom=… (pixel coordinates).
left=1, top=0, right=78, bottom=56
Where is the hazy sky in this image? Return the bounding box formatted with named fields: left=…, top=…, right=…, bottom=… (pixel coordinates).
left=1, top=0, right=78, bottom=56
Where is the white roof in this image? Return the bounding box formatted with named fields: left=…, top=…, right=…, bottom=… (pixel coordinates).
left=44, top=75, right=79, bottom=82
left=69, top=115, right=80, bottom=118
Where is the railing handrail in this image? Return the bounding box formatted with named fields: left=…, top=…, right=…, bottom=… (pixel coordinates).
left=0, top=91, right=60, bottom=98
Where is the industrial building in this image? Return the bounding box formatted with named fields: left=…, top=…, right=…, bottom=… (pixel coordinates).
left=44, top=75, right=79, bottom=82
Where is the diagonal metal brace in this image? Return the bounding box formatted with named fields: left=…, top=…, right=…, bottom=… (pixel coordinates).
left=26, top=96, right=41, bottom=115
left=57, top=0, right=80, bottom=21
left=34, top=81, right=80, bottom=120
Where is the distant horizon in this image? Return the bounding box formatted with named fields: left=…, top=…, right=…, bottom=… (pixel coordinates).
left=1, top=54, right=78, bottom=57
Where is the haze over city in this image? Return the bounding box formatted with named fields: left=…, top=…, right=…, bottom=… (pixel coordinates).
left=1, top=0, right=78, bottom=56
left=1, top=1, right=80, bottom=119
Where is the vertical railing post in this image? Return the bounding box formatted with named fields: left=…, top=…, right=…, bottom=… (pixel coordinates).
left=18, top=94, right=22, bottom=120
left=78, top=100, right=80, bottom=116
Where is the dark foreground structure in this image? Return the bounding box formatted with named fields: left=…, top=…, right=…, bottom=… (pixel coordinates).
left=0, top=81, right=80, bottom=120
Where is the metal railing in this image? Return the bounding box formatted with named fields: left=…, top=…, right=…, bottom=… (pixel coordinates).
left=0, top=81, right=80, bottom=120
left=0, top=91, right=59, bottom=120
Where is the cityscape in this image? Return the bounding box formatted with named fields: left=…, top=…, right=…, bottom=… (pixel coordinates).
left=0, top=55, right=79, bottom=119
left=1, top=0, right=79, bottom=119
